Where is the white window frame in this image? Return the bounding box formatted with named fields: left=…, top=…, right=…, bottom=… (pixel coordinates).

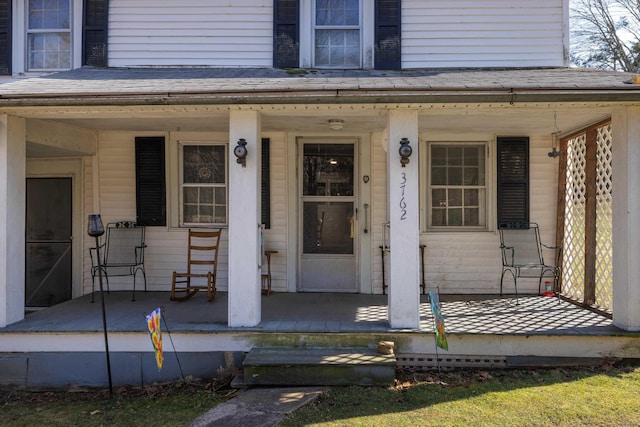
left=178, top=142, right=228, bottom=227
left=300, top=0, right=373, bottom=69
left=422, top=140, right=493, bottom=232
left=13, top=0, right=82, bottom=75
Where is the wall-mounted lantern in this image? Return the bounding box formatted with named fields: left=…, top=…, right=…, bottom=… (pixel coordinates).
left=399, top=137, right=412, bottom=167
left=234, top=138, right=248, bottom=167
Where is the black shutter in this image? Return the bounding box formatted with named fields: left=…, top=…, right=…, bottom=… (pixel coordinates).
left=135, top=137, right=166, bottom=227
left=497, top=137, right=529, bottom=229
left=273, top=0, right=299, bottom=68
left=0, top=0, right=11, bottom=74
left=83, top=0, right=109, bottom=67
left=261, top=138, right=271, bottom=229
left=375, top=0, right=401, bottom=70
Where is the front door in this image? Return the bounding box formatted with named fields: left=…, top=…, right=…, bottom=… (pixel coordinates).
left=25, top=178, right=73, bottom=308
left=299, top=140, right=357, bottom=292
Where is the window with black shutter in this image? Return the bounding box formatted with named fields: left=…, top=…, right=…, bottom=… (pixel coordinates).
left=0, top=0, right=11, bottom=75
left=83, top=0, right=109, bottom=67
left=375, top=0, right=401, bottom=70
left=135, top=137, right=166, bottom=227
left=497, top=137, right=529, bottom=229
left=261, top=138, right=271, bottom=229
left=273, top=0, right=299, bottom=68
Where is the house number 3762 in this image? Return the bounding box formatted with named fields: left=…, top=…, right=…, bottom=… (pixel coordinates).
left=399, top=173, right=407, bottom=220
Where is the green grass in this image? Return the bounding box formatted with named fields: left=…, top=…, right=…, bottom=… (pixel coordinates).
left=0, top=380, right=230, bottom=427
left=3, top=365, right=640, bottom=427
left=280, top=364, right=640, bottom=427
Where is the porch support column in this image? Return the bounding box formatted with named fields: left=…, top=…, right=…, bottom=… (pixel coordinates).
left=228, top=110, right=262, bottom=327
left=387, top=110, right=420, bottom=329
left=0, top=115, right=26, bottom=327
left=611, top=107, right=640, bottom=331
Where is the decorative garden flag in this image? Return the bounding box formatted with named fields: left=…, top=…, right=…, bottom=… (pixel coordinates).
left=146, top=308, right=163, bottom=370
left=428, top=291, right=449, bottom=351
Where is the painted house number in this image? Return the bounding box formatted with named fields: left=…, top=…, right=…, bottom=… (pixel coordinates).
left=400, top=173, right=407, bottom=220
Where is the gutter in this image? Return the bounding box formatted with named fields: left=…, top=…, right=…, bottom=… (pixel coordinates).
left=1, top=87, right=640, bottom=107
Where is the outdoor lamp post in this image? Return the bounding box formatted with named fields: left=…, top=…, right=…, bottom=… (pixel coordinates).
left=87, top=214, right=113, bottom=397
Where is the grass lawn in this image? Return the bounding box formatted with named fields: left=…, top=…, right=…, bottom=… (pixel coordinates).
left=281, top=363, right=640, bottom=427
left=0, top=378, right=233, bottom=427
left=2, top=364, right=640, bottom=427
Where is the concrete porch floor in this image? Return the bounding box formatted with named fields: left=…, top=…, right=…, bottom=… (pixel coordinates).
left=0, top=291, right=620, bottom=336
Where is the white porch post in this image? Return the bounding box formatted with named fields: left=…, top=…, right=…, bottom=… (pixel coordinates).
left=387, top=110, right=420, bottom=329
left=611, top=107, right=640, bottom=331
left=0, top=115, right=26, bottom=327
left=227, top=110, right=262, bottom=327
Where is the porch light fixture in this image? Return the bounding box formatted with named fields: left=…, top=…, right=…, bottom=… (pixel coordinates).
left=548, top=112, right=561, bottom=158
left=234, top=138, right=248, bottom=167
left=399, top=137, right=412, bottom=167
left=87, top=214, right=113, bottom=398
left=328, top=119, right=344, bottom=131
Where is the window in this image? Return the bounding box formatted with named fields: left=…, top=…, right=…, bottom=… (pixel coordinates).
left=428, top=143, right=487, bottom=228
left=273, top=0, right=401, bottom=70
left=180, top=144, right=227, bottom=226
left=27, top=0, right=71, bottom=71
left=314, top=0, right=361, bottom=68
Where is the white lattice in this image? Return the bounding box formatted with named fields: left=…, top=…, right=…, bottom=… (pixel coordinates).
left=562, top=134, right=586, bottom=303
left=560, top=124, right=613, bottom=313
left=595, top=125, right=613, bottom=313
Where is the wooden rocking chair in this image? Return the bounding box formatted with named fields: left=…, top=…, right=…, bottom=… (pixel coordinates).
left=170, top=229, right=221, bottom=301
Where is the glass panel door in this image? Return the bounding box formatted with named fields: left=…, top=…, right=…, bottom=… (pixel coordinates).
left=300, top=141, right=357, bottom=292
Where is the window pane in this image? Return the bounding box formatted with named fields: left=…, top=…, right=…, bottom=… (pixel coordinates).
left=448, top=208, right=462, bottom=226
left=465, top=189, right=478, bottom=206
left=464, top=166, right=479, bottom=185
left=182, top=144, right=227, bottom=224
left=449, top=189, right=462, bottom=207
left=448, top=167, right=462, bottom=185
left=27, top=33, right=70, bottom=70
left=303, top=143, right=354, bottom=196
left=432, top=208, right=446, bottom=226
left=449, top=147, right=463, bottom=165
left=432, top=189, right=446, bottom=207
left=316, top=0, right=359, bottom=25
left=429, top=143, right=487, bottom=228
left=315, top=30, right=360, bottom=67
left=464, top=208, right=479, bottom=226
left=29, top=0, right=69, bottom=29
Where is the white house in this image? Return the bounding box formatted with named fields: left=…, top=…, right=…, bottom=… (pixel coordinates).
left=0, top=0, right=640, bottom=387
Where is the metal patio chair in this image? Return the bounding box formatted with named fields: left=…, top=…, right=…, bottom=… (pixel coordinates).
left=170, top=229, right=221, bottom=302
left=499, top=222, right=562, bottom=303
left=90, top=221, right=147, bottom=302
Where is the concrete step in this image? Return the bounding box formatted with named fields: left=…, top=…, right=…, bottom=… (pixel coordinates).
left=242, top=347, right=397, bottom=386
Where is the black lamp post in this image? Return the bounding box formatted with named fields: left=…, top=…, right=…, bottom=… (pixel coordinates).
left=88, top=214, right=113, bottom=398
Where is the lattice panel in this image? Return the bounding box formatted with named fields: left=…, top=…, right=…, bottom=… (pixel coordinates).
left=562, top=134, right=586, bottom=302
left=595, top=125, right=613, bottom=312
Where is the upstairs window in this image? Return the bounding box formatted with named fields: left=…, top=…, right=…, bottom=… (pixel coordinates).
left=427, top=143, right=488, bottom=229
left=314, top=0, right=361, bottom=68
left=27, top=0, right=71, bottom=71
left=180, top=144, right=227, bottom=226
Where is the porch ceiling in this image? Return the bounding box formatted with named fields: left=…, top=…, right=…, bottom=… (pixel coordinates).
left=19, top=103, right=612, bottom=136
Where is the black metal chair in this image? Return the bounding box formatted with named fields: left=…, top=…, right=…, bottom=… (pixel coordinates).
left=499, top=222, right=562, bottom=303
left=90, top=221, right=147, bottom=302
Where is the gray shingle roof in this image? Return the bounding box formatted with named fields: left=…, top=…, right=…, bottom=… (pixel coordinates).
left=0, top=67, right=638, bottom=105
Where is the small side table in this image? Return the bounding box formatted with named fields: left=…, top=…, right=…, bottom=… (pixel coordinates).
left=261, top=250, right=278, bottom=295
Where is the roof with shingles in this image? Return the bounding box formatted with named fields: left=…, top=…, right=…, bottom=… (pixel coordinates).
left=0, top=67, right=638, bottom=105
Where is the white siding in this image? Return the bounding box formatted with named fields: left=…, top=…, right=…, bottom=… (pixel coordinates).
left=261, top=132, right=289, bottom=293
left=108, top=0, right=273, bottom=67
left=371, top=131, right=559, bottom=295
left=402, top=0, right=567, bottom=68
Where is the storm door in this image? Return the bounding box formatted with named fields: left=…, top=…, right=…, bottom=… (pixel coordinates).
left=25, top=178, right=72, bottom=308
left=299, top=140, right=357, bottom=292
